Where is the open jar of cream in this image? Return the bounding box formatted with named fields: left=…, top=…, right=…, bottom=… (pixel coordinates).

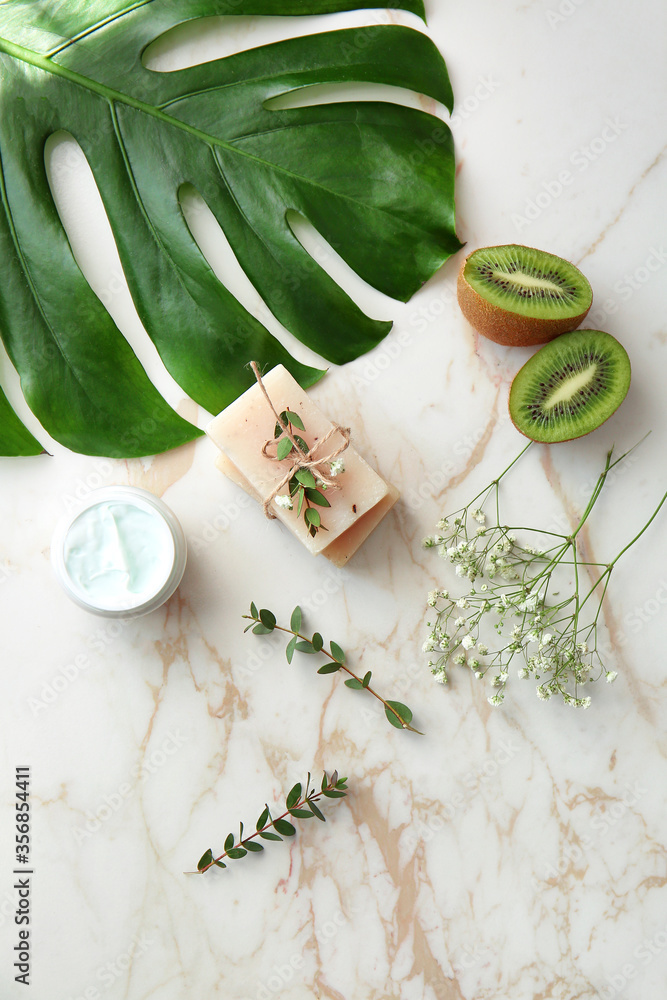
left=51, top=486, right=187, bottom=618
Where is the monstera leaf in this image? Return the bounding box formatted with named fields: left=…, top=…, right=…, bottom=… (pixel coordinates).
left=0, top=1, right=460, bottom=458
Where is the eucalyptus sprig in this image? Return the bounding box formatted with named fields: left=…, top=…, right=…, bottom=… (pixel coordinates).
left=244, top=604, right=423, bottom=734
left=272, top=410, right=344, bottom=537
left=192, top=771, right=347, bottom=875
left=423, top=440, right=666, bottom=708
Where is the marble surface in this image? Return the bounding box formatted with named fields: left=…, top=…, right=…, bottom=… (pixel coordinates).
left=2, top=2, right=667, bottom=998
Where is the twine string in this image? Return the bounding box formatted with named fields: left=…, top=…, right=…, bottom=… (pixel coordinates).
left=249, top=362, right=350, bottom=519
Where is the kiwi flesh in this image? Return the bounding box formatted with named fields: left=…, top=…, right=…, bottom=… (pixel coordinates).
left=509, top=330, right=631, bottom=443
left=458, top=245, right=593, bottom=346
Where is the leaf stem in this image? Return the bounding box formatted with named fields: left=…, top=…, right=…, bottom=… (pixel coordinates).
left=192, top=781, right=337, bottom=875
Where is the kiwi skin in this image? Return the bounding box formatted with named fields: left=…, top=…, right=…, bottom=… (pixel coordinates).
left=457, top=246, right=592, bottom=347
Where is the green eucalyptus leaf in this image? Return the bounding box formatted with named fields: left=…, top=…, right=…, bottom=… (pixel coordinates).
left=317, top=663, right=341, bottom=674
left=322, top=789, right=347, bottom=798
left=259, top=831, right=283, bottom=842
left=253, top=623, right=273, bottom=635
left=305, top=507, right=321, bottom=529
left=250, top=602, right=259, bottom=619
left=276, top=437, right=293, bottom=461
left=296, top=469, right=317, bottom=489
left=305, top=489, right=331, bottom=508
left=197, top=849, right=213, bottom=871
left=290, top=606, right=302, bottom=633
left=307, top=798, right=326, bottom=822
left=330, top=641, right=346, bottom=664
left=296, top=489, right=306, bottom=518
left=286, top=783, right=302, bottom=809
left=224, top=833, right=235, bottom=852
left=344, top=678, right=364, bottom=689
left=294, top=435, right=309, bottom=454
left=259, top=609, right=276, bottom=630
left=289, top=808, right=315, bottom=819
left=312, top=632, right=324, bottom=652
left=0, top=0, right=459, bottom=457
left=226, top=847, right=248, bottom=860
left=244, top=841, right=264, bottom=852
left=213, top=860, right=227, bottom=869
left=285, top=635, right=298, bottom=664
left=256, top=806, right=270, bottom=831
left=273, top=819, right=296, bottom=837
left=285, top=411, right=305, bottom=431
left=295, top=640, right=316, bottom=653
left=363, top=671, right=372, bottom=688
left=385, top=701, right=413, bottom=729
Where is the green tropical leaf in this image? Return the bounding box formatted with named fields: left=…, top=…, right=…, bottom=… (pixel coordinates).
left=0, top=0, right=459, bottom=457
left=0, top=388, right=43, bottom=455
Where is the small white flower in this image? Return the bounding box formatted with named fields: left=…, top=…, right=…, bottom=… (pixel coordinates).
left=469, top=658, right=480, bottom=669
left=434, top=669, right=448, bottom=685
left=456, top=597, right=469, bottom=609
left=462, top=635, right=475, bottom=650
left=477, top=644, right=489, bottom=656
left=427, top=591, right=439, bottom=607
left=329, top=459, right=345, bottom=477
left=455, top=565, right=465, bottom=577
left=454, top=617, right=466, bottom=629
left=536, top=686, right=551, bottom=701
left=480, top=584, right=488, bottom=592
left=487, top=693, right=503, bottom=706
left=605, top=671, right=618, bottom=684
left=518, top=668, right=529, bottom=679
left=436, top=518, right=450, bottom=530
left=422, top=638, right=436, bottom=653
left=440, top=589, right=449, bottom=600
left=275, top=494, right=294, bottom=511
left=576, top=641, right=589, bottom=655
left=474, top=670, right=484, bottom=679
left=454, top=653, right=466, bottom=666
left=578, top=697, right=592, bottom=709
left=471, top=508, right=486, bottom=525
left=512, top=626, right=522, bottom=639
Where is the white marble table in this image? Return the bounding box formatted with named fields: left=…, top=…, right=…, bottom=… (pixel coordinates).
left=2, top=2, right=667, bottom=998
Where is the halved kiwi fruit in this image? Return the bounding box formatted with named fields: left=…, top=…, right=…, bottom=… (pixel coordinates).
left=509, top=330, right=631, bottom=443
left=458, top=245, right=593, bottom=346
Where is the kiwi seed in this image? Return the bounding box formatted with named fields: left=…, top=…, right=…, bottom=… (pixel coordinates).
left=458, top=245, right=593, bottom=346
left=509, top=330, right=631, bottom=443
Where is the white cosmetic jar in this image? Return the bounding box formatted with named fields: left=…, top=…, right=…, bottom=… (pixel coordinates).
left=51, top=486, right=187, bottom=618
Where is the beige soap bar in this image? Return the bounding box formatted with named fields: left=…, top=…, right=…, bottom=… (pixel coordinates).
left=206, top=366, right=399, bottom=565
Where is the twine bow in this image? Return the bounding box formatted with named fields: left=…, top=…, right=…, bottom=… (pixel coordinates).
left=249, top=361, right=351, bottom=519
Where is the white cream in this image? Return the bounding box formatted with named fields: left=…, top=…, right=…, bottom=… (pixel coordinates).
left=52, top=487, right=187, bottom=617
left=64, top=501, right=174, bottom=611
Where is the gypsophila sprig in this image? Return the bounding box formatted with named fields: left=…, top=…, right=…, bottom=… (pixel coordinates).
left=423, top=440, right=665, bottom=708
left=190, top=771, right=347, bottom=875
left=243, top=604, right=423, bottom=734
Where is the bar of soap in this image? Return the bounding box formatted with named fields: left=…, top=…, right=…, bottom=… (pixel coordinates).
left=206, top=366, right=399, bottom=566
